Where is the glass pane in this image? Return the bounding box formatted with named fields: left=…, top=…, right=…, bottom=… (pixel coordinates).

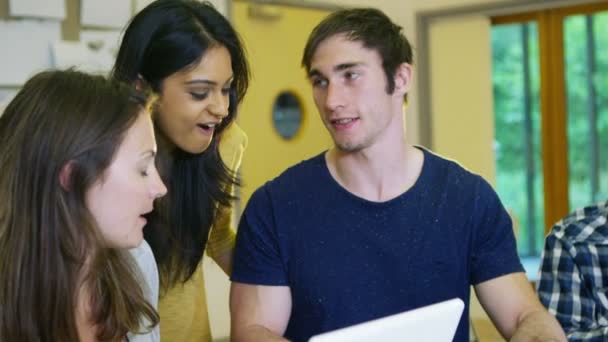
left=272, top=91, right=303, bottom=140
left=565, top=10, right=608, bottom=211
left=491, top=22, right=544, bottom=257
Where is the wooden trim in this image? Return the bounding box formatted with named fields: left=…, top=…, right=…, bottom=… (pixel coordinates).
left=552, top=1, right=608, bottom=16
left=491, top=1, right=608, bottom=233
left=538, top=11, right=570, bottom=233
left=416, top=0, right=602, bottom=21
left=491, top=12, right=538, bottom=25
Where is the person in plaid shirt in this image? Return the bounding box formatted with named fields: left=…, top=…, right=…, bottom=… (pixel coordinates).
left=538, top=201, right=608, bottom=341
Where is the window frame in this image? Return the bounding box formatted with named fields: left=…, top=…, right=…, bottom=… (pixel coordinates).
left=492, top=2, right=608, bottom=234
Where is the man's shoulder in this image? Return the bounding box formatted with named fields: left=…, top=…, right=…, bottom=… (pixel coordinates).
left=419, top=147, right=484, bottom=190
left=265, top=152, right=326, bottom=188
left=550, top=201, right=608, bottom=244
left=247, top=152, right=326, bottom=204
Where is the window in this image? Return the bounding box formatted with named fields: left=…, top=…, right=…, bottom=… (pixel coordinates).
left=564, top=11, right=608, bottom=210
left=491, top=3, right=608, bottom=257
left=492, top=22, right=543, bottom=257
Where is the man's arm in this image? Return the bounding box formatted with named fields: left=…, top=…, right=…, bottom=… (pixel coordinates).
left=230, top=282, right=292, bottom=342
left=475, top=272, right=566, bottom=341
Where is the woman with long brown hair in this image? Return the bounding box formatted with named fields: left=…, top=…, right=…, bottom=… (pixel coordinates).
left=0, top=70, right=167, bottom=341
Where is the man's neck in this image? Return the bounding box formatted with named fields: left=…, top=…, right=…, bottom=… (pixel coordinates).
left=325, top=142, right=423, bottom=203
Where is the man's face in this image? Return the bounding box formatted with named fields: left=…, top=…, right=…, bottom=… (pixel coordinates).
left=307, top=34, right=405, bottom=153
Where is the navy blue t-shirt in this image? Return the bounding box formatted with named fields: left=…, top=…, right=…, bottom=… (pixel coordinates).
left=232, top=148, right=523, bottom=342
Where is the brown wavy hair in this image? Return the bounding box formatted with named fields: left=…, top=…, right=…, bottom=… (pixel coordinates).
left=0, top=70, right=159, bottom=341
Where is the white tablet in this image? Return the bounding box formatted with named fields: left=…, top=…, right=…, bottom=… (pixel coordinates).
left=308, top=298, right=465, bottom=342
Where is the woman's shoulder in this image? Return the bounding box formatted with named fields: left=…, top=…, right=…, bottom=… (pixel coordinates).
left=222, top=122, right=248, bottom=148
left=127, top=241, right=160, bottom=341
left=219, top=123, right=248, bottom=170
left=129, top=240, right=159, bottom=299
left=129, top=240, right=155, bottom=266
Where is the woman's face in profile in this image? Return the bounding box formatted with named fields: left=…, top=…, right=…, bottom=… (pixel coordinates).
left=155, top=45, right=234, bottom=154
left=86, top=111, right=167, bottom=248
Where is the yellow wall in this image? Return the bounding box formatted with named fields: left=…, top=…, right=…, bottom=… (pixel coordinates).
left=207, top=4, right=334, bottom=339
left=429, top=15, right=496, bottom=183
left=233, top=2, right=333, bottom=205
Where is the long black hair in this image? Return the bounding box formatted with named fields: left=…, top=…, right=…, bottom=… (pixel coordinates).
left=111, top=0, right=250, bottom=289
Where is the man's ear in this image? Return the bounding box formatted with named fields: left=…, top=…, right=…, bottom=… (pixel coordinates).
left=393, top=62, right=413, bottom=96
left=59, top=161, right=74, bottom=191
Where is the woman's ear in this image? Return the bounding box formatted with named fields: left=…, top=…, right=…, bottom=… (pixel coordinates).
left=59, top=161, right=74, bottom=191
left=135, top=74, right=149, bottom=91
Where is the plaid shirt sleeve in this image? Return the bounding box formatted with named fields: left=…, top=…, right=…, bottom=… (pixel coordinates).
left=537, top=213, right=608, bottom=342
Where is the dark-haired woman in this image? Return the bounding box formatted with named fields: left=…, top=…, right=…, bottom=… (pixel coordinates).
left=112, top=0, right=250, bottom=340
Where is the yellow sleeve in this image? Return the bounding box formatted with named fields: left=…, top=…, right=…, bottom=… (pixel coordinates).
left=206, top=123, right=248, bottom=260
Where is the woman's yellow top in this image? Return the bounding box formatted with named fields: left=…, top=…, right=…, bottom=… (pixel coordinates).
left=158, top=123, right=247, bottom=342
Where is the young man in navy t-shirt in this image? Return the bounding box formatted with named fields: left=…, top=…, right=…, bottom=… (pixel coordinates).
left=230, top=7, right=566, bottom=342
